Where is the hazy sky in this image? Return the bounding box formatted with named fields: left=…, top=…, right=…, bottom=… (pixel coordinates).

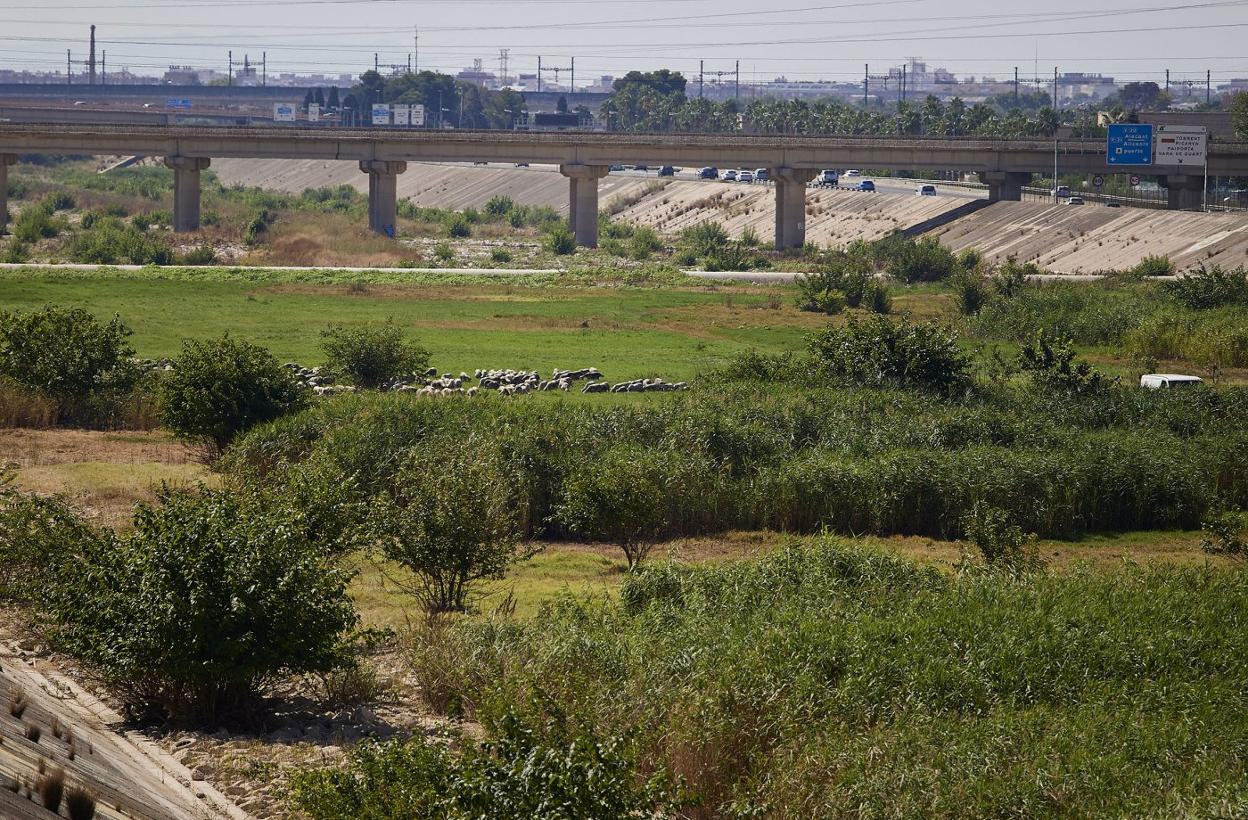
left=1, top=0, right=1245, bottom=89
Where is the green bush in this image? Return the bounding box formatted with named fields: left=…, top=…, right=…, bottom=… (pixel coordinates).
left=808, top=315, right=970, bottom=394
left=546, top=226, right=576, bottom=256
left=629, top=225, right=663, bottom=260
left=0, top=305, right=141, bottom=424
left=446, top=214, right=472, bottom=238
left=158, top=334, right=307, bottom=459
left=870, top=234, right=957, bottom=283
left=1200, top=504, right=1246, bottom=557
left=484, top=195, right=515, bottom=217
left=0, top=239, right=30, bottom=263
left=961, top=501, right=1042, bottom=577
left=6, top=487, right=357, bottom=723
left=678, top=222, right=729, bottom=259
left=66, top=218, right=173, bottom=265
left=490, top=248, right=513, bottom=264
left=289, top=714, right=677, bottom=819
left=1130, top=254, right=1175, bottom=278
left=11, top=206, right=61, bottom=243
left=179, top=245, right=218, bottom=265
left=1164, top=264, right=1248, bottom=310
left=558, top=446, right=673, bottom=570
left=1017, top=329, right=1109, bottom=395
left=797, top=252, right=886, bottom=313
left=369, top=438, right=524, bottom=612
left=951, top=270, right=991, bottom=315
left=703, top=241, right=769, bottom=272
left=433, top=243, right=455, bottom=263
left=320, top=320, right=430, bottom=389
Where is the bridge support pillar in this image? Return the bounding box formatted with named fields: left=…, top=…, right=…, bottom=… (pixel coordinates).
left=1165, top=175, right=1204, bottom=211
left=773, top=168, right=818, bottom=250
left=560, top=164, right=610, bottom=248
left=978, top=171, right=1030, bottom=202
left=0, top=154, right=15, bottom=235
left=164, top=156, right=211, bottom=233
left=359, top=161, right=407, bottom=237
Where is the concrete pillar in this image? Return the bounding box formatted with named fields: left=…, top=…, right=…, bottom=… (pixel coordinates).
left=0, top=154, right=15, bottom=235
left=359, top=160, right=408, bottom=237
left=978, top=171, right=1031, bottom=202
left=163, top=156, right=211, bottom=233
left=1164, top=175, right=1204, bottom=211
left=559, top=164, right=610, bottom=248
left=772, top=168, right=818, bottom=250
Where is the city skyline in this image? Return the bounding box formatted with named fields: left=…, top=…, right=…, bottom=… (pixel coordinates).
left=0, top=0, right=1246, bottom=91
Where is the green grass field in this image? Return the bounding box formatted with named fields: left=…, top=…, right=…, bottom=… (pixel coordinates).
left=0, top=268, right=820, bottom=379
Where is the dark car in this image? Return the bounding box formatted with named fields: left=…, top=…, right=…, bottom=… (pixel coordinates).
left=658, top=166, right=675, bottom=177
left=699, top=167, right=719, bottom=179
left=856, top=180, right=876, bottom=192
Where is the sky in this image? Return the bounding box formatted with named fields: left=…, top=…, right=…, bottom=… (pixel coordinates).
left=0, top=0, right=1245, bottom=89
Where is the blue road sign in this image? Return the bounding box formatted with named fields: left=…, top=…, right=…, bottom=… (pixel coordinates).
left=165, top=99, right=193, bottom=110
left=1107, top=124, right=1153, bottom=166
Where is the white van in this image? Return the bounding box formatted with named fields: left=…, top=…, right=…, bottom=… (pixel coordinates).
left=1140, top=374, right=1203, bottom=389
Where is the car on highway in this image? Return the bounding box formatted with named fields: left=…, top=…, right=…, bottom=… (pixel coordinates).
left=754, top=168, right=770, bottom=182
left=634, top=164, right=649, bottom=172
left=658, top=166, right=675, bottom=176
left=699, top=167, right=718, bottom=179
left=609, top=164, right=625, bottom=172
left=721, top=169, right=738, bottom=181
left=917, top=184, right=937, bottom=196
left=818, top=170, right=839, bottom=186
left=1054, top=185, right=1071, bottom=198
left=856, top=180, right=876, bottom=192
left=738, top=170, right=754, bottom=183
left=844, top=170, right=861, bottom=178
left=514, top=162, right=529, bottom=168
left=1105, top=201, right=1122, bottom=208
left=1067, top=196, right=1086, bottom=205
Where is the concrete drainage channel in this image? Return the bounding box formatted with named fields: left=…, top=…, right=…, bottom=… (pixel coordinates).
left=1, top=646, right=249, bottom=820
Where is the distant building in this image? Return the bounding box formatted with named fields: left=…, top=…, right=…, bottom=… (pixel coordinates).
left=456, top=60, right=496, bottom=88
left=163, top=66, right=201, bottom=85
left=1059, top=73, right=1117, bottom=103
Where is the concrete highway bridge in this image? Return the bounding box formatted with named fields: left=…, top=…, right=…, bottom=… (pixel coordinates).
left=2, top=123, right=1246, bottom=249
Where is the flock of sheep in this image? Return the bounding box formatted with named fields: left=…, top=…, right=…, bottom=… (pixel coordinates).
left=134, top=358, right=688, bottom=398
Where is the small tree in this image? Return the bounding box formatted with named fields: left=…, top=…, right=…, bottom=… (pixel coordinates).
left=1201, top=504, right=1247, bottom=558
left=808, top=314, right=970, bottom=395
left=1017, top=329, right=1108, bottom=395
left=370, top=440, right=524, bottom=613
left=159, top=334, right=307, bottom=460
left=22, top=487, right=358, bottom=723
left=557, top=446, right=669, bottom=571
left=962, top=502, right=1042, bottom=578
left=0, top=305, right=140, bottom=424
left=320, top=320, right=430, bottom=389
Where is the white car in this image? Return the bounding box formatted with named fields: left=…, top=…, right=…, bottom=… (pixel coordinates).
left=844, top=169, right=861, bottom=178
left=917, top=185, right=937, bottom=196
left=817, top=170, right=839, bottom=186
left=737, top=170, right=754, bottom=183
left=721, top=169, right=738, bottom=181
left=1140, top=374, right=1203, bottom=389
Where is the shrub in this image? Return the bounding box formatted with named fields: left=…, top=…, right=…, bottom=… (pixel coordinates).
left=703, top=241, right=769, bottom=272
left=740, top=225, right=761, bottom=247
left=24, top=487, right=357, bottom=723
left=961, top=501, right=1042, bottom=577
left=433, top=243, right=455, bottom=263
left=1164, top=264, right=1248, bottom=310
left=1017, top=329, right=1108, bottom=395
left=11, top=206, right=61, bottom=243
left=159, top=335, right=307, bottom=459
left=797, top=252, right=884, bottom=313
left=1130, top=254, right=1175, bottom=278
left=808, top=315, right=970, bottom=394
left=66, top=219, right=173, bottom=265
left=43, top=192, right=75, bottom=212
left=678, top=221, right=729, bottom=259
left=179, top=245, right=218, bottom=265
left=490, top=248, right=513, bottom=264
left=989, top=256, right=1037, bottom=298
left=289, top=714, right=676, bottom=820
left=0, top=306, right=140, bottom=424
left=0, top=239, right=30, bottom=263
left=557, top=446, right=672, bottom=570
left=320, top=320, right=430, bottom=389
left=629, top=225, right=663, bottom=260
left=1201, top=504, right=1246, bottom=557
left=131, top=212, right=151, bottom=232
left=951, top=269, right=991, bottom=315
left=546, top=226, right=577, bottom=255
left=446, top=215, right=472, bottom=238
left=369, top=438, right=525, bottom=613
left=872, top=234, right=957, bottom=283
left=484, top=195, right=515, bottom=217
